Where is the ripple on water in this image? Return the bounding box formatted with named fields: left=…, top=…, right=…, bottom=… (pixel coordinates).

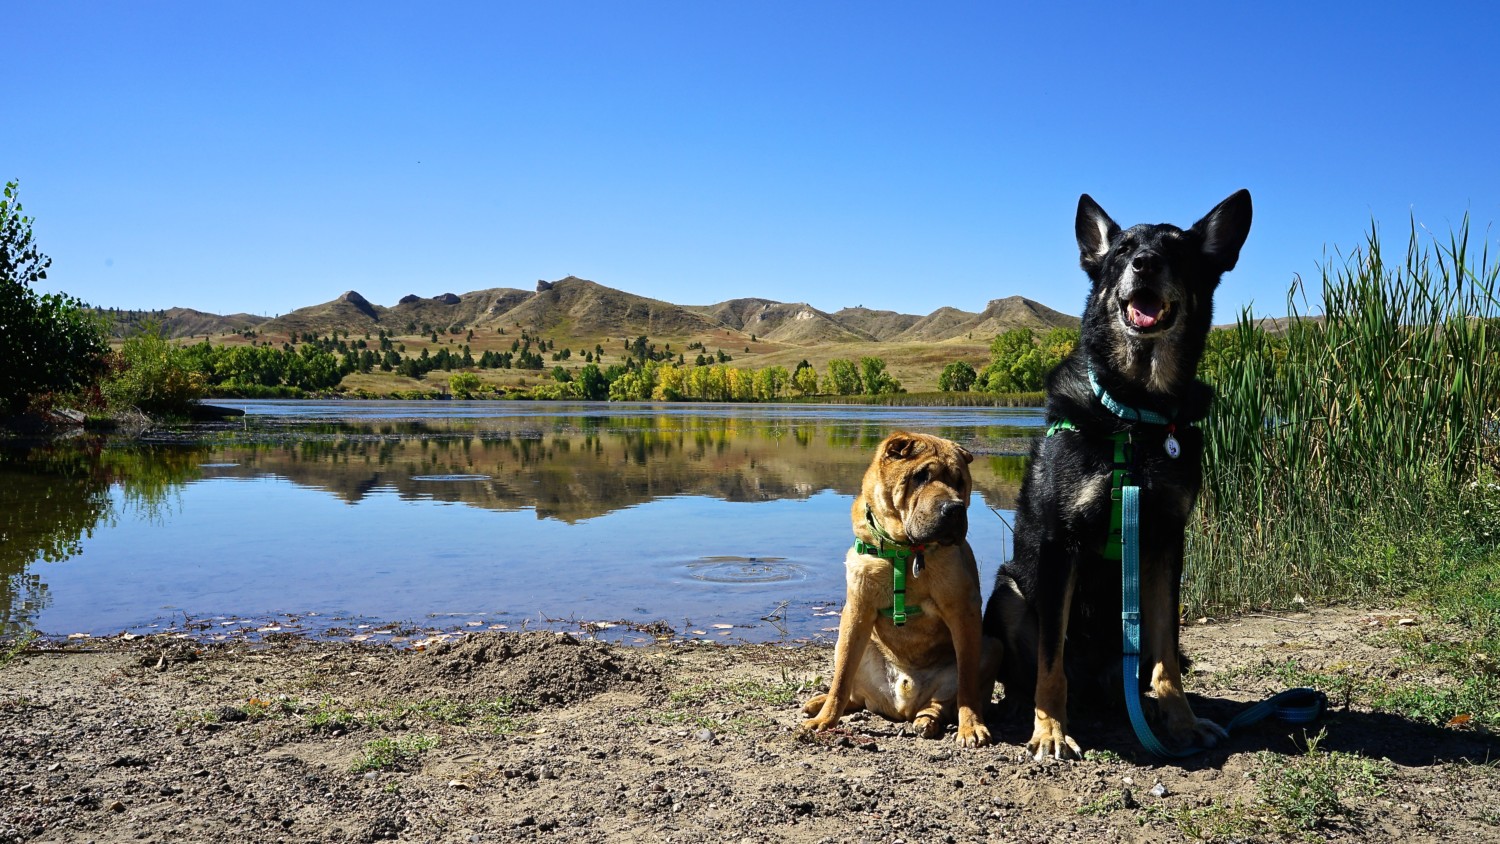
left=685, top=556, right=811, bottom=584
left=410, top=474, right=494, bottom=482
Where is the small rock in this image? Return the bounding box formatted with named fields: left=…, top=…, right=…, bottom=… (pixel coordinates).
left=1121, top=788, right=1137, bottom=809
left=108, top=800, right=126, bottom=812
left=449, top=780, right=472, bottom=790
left=693, top=728, right=716, bottom=744
left=1151, top=782, right=1169, bottom=798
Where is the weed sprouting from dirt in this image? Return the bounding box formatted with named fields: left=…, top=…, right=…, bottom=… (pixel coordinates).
left=649, top=673, right=816, bottom=736
left=1251, top=730, right=1391, bottom=832
left=0, top=630, right=38, bottom=669
left=350, top=734, right=440, bottom=774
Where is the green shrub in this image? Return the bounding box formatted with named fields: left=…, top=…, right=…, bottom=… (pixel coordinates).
left=103, top=323, right=207, bottom=415
left=0, top=181, right=109, bottom=415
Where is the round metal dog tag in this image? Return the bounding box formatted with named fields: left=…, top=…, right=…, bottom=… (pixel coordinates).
left=1164, top=433, right=1181, bottom=459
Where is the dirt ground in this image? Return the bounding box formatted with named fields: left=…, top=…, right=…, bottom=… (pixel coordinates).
left=2, top=607, right=1497, bottom=843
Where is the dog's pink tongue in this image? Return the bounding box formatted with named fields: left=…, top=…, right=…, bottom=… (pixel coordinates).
left=1129, top=295, right=1163, bottom=328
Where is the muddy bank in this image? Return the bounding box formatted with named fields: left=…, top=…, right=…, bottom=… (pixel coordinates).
left=2, top=608, right=1497, bottom=843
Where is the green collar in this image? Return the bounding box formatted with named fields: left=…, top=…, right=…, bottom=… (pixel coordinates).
left=854, top=505, right=924, bottom=625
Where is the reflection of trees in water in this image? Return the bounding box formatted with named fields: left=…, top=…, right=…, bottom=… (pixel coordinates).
left=0, top=441, right=203, bottom=634
left=209, top=415, right=1026, bottom=523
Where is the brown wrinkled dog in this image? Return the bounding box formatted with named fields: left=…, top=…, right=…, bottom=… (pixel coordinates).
left=801, top=432, right=995, bottom=747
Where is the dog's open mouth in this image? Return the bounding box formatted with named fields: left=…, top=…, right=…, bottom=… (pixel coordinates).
left=1121, top=291, right=1174, bottom=334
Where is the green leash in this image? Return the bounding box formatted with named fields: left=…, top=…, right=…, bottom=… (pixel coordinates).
left=854, top=505, right=924, bottom=626
left=1040, top=368, right=1327, bottom=757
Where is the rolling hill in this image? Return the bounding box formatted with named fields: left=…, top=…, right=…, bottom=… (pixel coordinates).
left=106, top=276, right=1078, bottom=347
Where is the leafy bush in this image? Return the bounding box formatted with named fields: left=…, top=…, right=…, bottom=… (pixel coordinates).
left=0, top=181, right=109, bottom=415
left=938, top=360, right=977, bottom=391
left=976, top=327, right=1076, bottom=393
left=448, top=371, right=482, bottom=398
left=102, top=323, right=207, bottom=415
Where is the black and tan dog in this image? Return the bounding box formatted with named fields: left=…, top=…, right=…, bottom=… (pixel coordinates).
left=983, top=190, right=1253, bottom=759
left=802, top=432, right=994, bottom=747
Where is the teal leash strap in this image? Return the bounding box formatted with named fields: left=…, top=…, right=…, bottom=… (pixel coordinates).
left=1120, top=483, right=1326, bottom=758
left=1120, top=483, right=1194, bottom=758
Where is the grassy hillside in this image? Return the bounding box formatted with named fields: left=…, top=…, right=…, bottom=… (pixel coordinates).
left=122, top=275, right=1077, bottom=396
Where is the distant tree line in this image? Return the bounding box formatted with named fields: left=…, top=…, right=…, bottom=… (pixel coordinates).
left=519, top=355, right=901, bottom=402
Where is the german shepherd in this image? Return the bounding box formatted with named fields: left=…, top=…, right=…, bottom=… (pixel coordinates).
left=983, top=190, right=1252, bottom=759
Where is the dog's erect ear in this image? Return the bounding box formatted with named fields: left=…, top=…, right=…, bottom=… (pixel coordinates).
left=882, top=432, right=924, bottom=461
left=1076, top=194, right=1119, bottom=276
left=1191, top=189, right=1253, bottom=274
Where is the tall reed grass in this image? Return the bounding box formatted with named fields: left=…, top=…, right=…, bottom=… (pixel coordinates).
left=1187, top=219, right=1500, bottom=613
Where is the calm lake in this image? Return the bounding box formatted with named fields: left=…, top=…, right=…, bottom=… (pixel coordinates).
left=1, top=401, right=1040, bottom=645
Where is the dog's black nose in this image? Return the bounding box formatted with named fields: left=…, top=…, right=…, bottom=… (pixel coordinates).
left=1131, top=250, right=1159, bottom=273
left=939, top=500, right=967, bottom=532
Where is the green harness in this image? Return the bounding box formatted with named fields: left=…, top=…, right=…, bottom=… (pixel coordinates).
left=852, top=505, right=924, bottom=626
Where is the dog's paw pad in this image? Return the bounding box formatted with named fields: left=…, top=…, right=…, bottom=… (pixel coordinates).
left=913, top=715, right=943, bottom=739
left=956, top=724, right=992, bottom=748
left=800, top=717, right=836, bottom=733
left=1026, top=729, right=1082, bottom=761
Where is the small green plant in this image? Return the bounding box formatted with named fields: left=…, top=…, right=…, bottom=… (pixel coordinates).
left=1251, top=730, right=1390, bottom=831
left=350, top=734, right=439, bottom=774
left=307, top=697, right=360, bottom=732
left=387, top=696, right=527, bottom=734
left=0, top=630, right=38, bottom=668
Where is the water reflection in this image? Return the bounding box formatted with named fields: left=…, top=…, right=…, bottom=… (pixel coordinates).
left=0, top=440, right=201, bottom=631
left=2, top=404, right=1038, bottom=640
left=193, top=413, right=1029, bottom=522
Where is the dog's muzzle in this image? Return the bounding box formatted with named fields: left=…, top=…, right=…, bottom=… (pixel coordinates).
left=1118, top=252, right=1178, bottom=335
left=909, top=500, right=968, bottom=546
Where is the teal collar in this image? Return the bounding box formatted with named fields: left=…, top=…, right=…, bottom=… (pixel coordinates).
left=1087, top=366, right=1172, bottom=425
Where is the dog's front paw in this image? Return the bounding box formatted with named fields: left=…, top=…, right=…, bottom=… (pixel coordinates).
left=1169, top=716, right=1228, bottom=750
left=800, top=713, right=840, bottom=733
left=956, top=721, right=992, bottom=748
left=912, top=713, right=945, bottom=739
left=1026, top=718, right=1082, bottom=761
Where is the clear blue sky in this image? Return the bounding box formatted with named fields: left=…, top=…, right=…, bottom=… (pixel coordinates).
left=12, top=2, right=1499, bottom=321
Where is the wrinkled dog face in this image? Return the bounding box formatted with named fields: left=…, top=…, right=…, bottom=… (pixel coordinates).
left=874, top=433, right=974, bottom=546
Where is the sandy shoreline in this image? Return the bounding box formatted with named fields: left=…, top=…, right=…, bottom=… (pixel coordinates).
left=2, top=608, right=1496, bottom=843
